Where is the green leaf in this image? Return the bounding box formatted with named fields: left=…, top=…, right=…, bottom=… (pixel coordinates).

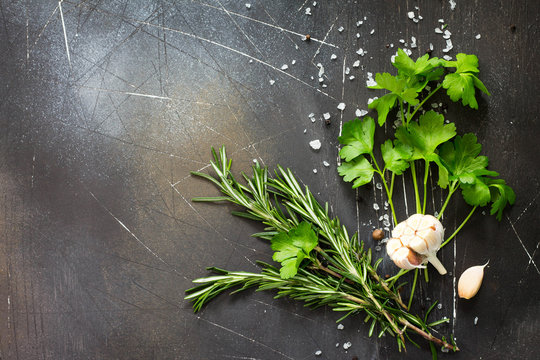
left=487, top=180, right=516, bottom=221
left=368, top=94, right=398, bottom=126
left=338, top=117, right=376, bottom=161
left=438, top=133, right=495, bottom=184
left=460, top=178, right=491, bottom=206
left=369, top=72, right=406, bottom=92
left=442, top=53, right=490, bottom=109
left=337, top=156, right=375, bottom=188
left=381, top=140, right=412, bottom=175
left=271, top=221, right=318, bottom=279
left=392, top=48, right=417, bottom=76
left=395, top=110, right=456, bottom=160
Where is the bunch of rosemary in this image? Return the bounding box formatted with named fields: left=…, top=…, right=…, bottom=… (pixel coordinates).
left=185, top=147, right=457, bottom=353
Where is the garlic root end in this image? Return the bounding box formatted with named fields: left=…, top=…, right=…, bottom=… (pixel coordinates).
left=426, top=255, right=447, bottom=275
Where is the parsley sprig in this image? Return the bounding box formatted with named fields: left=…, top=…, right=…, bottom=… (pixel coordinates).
left=338, top=49, right=514, bottom=303
left=186, top=147, right=457, bottom=353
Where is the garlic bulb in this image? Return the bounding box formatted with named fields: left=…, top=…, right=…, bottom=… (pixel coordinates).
left=386, top=214, right=447, bottom=275
left=458, top=262, right=488, bottom=299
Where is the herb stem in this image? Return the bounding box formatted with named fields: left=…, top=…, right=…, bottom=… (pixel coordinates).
left=371, top=153, right=398, bottom=224
left=408, top=84, right=443, bottom=122
left=411, top=162, right=422, bottom=214
left=407, top=268, right=419, bottom=310
left=441, top=206, right=477, bottom=248
left=437, top=180, right=459, bottom=220
left=422, top=160, right=430, bottom=214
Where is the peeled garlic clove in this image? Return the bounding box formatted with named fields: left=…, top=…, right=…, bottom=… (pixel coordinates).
left=458, top=262, right=489, bottom=299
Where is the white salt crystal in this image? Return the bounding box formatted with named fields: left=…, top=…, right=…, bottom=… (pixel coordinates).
left=418, top=15, right=423, bottom=20
left=337, top=323, right=344, bottom=330
left=323, top=161, right=330, bottom=167
left=308, top=112, right=315, bottom=119
left=431, top=103, right=439, bottom=108
left=475, top=34, right=481, bottom=39
left=443, top=30, right=452, bottom=39
left=337, top=102, right=346, bottom=111
left=355, top=109, right=368, bottom=117
left=435, top=28, right=443, bottom=34
left=331, top=54, right=337, bottom=60
left=367, top=97, right=378, bottom=104
left=318, top=77, right=324, bottom=83
left=413, top=18, right=419, bottom=23
left=376, top=183, right=382, bottom=190
left=303, top=129, right=307, bottom=133
left=449, top=0, right=456, bottom=10
left=404, top=48, right=412, bottom=55
left=317, top=63, right=325, bottom=77
left=323, top=112, right=331, bottom=120
left=366, top=72, right=377, bottom=87
left=269, top=79, right=275, bottom=85
left=281, top=64, right=289, bottom=70
left=437, top=303, right=443, bottom=310
left=356, top=33, right=361, bottom=39
left=438, top=18, right=445, bottom=23
left=383, top=214, right=389, bottom=220
left=383, top=220, right=390, bottom=227
left=407, top=11, right=415, bottom=19
left=364, top=16, right=367, bottom=20
left=291, top=59, right=296, bottom=65
left=356, top=48, right=365, bottom=56
left=313, top=1, right=317, bottom=6
left=474, top=317, right=478, bottom=325
left=309, top=139, right=322, bottom=150
left=338, top=26, right=344, bottom=32
left=313, top=169, right=317, bottom=173
left=373, top=203, right=380, bottom=211
left=353, top=60, right=360, bottom=68
left=315, top=350, right=322, bottom=356
left=345, top=67, right=350, bottom=75
left=343, top=342, right=352, bottom=350
left=399, top=39, right=405, bottom=44
left=390, top=43, right=394, bottom=48
left=443, top=39, right=453, bottom=53
left=410, top=36, right=417, bottom=48
left=429, top=43, right=434, bottom=51
left=336, top=343, right=340, bottom=347
left=356, top=20, right=363, bottom=26
left=370, top=29, right=375, bottom=35
left=349, top=75, right=355, bottom=81
left=305, top=7, right=312, bottom=15
left=322, top=84, right=327, bottom=88
left=245, top=3, right=251, bottom=9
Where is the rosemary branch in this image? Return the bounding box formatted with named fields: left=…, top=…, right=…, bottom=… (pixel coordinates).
left=186, top=146, right=457, bottom=352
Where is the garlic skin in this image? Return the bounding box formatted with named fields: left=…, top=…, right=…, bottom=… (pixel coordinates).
left=386, top=214, right=447, bottom=275
left=458, top=262, right=488, bottom=299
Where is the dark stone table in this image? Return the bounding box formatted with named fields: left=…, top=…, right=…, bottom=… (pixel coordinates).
left=1, top=1, right=539, bottom=359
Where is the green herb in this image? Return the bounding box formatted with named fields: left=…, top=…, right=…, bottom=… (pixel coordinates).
left=186, top=147, right=457, bottom=353
left=271, top=222, right=318, bottom=279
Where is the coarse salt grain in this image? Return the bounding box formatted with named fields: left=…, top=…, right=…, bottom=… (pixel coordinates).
left=305, top=7, right=312, bottom=15
left=443, top=39, right=453, bottom=53
left=343, top=342, right=352, bottom=350
left=331, top=54, right=337, bottom=60
left=323, top=161, right=330, bottom=167
left=337, top=103, right=346, bottom=111
left=309, top=139, right=322, bottom=150
left=291, top=60, right=296, bottom=65
left=338, top=26, right=344, bottom=32
left=367, top=97, right=378, bottom=104
left=373, top=203, right=380, bottom=211
left=323, top=112, right=331, bottom=120
left=435, top=28, right=443, bottom=34
left=356, top=33, right=360, bottom=38
left=281, top=64, right=288, bottom=70
left=475, top=34, right=481, bottom=39
left=317, top=63, right=324, bottom=77
left=429, top=43, right=434, bottom=51
left=345, top=67, right=350, bottom=75
left=337, top=323, right=344, bottom=330
left=269, top=79, right=275, bottom=85
left=355, top=109, right=368, bottom=117
left=315, top=350, right=322, bottom=356
left=349, top=75, right=355, bottom=81
left=370, top=29, right=375, bottom=35
left=353, top=60, right=360, bottom=68
left=356, top=48, right=365, bottom=56
left=313, top=169, right=317, bottom=173
left=443, top=30, right=452, bottom=39
left=407, top=11, right=415, bottom=19
left=356, top=20, right=363, bottom=26
left=449, top=0, right=456, bottom=10
left=410, top=36, right=417, bottom=48
left=245, top=3, right=251, bottom=9
left=474, top=317, right=478, bottom=325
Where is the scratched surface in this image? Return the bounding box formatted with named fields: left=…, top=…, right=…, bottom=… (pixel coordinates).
left=0, top=0, right=539, bottom=359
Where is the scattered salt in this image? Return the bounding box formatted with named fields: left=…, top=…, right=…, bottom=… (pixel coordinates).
left=356, top=33, right=360, bottom=38
left=309, top=139, right=322, bottom=150
left=399, top=39, right=405, bottom=44
left=336, top=343, right=340, bottom=347
left=313, top=169, right=317, bottom=173
left=449, top=0, right=457, bottom=10
left=366, top=72, right=377, bottom=87
left=337, top=323, right=344, bottom=330
left=375, top=245, right=382, bottom=251
left=443, top=39, right=453, bottom=53
left=318, top=77, right=324, bottom=83
left=379, top=216, right=384, bottom=221
left=356, top=20, right=363, bottom=26
left=410, top=36, right=417, bottom=48
left=249, top=59, right=253, bottom=63
left=474, top=317, right=478, bottom=325
left=437, top=303, right=443, bottom=310
left=343, top=342, right=352, bottom=350
left=352, top=60, right=360, bottom=68
left=269, top=79, right=275, bottom=85
left=355, top=109, right=368, bottom=117
left=418, top=15, right=423, bottom=20
left=367, top=97, right=378, bottom=104
left=313, top=1, right=317, bottom=6
left=429, top=43, right=434, bottom=51
left=475, top=34, right=481, bottom=39
left=438, top=18, right=445, bottom=23
left=317, top=63, right=325, bottom=77
left=291, top=59, right=296, bottom=65
left=383, top=219, right=390, bottom=227
left=337, top=102, right=346, bottom=111
left=443, top=30, right=452, bottom=39
left=245, top=3, right=251, bottom=9
left=281, top=64, right=289, bottom=70
left=305, top=7, right=312, bottom=15
left=322, top=84, right=327, bottom=88
left=338, top=26, right=344, bottom=32
left=443, top=55, right=452, bottom=61
left=323, top=112, right=331, bottom=120
left=345, top=67, right=350, bottom=75
left=303, top=129, right=307, bottom=134
left=435, top=28, right=443, bottom=34
left=376, top=183, right=382, bottom=190
left=349, top=75, right=355, bottom=81
left=370, top=29, right=375, bottom=35
left=315, top=350, right=322, bottom=356
left=431, top=103, right=439, bottom=108
left=253, top=159, right=257, bottom=163
left=356, top=48, right=365, bottom=56
left=323, top=161, right=330, bottom=167
left=373, top=203, right=380, bottom=211
left=407, top=11, right=415, bottom=19
left=383, top=214, right=389, bottom=220
left=331, top=54, right=337, bottom=60
left=390, top=43, right=394, bottom=48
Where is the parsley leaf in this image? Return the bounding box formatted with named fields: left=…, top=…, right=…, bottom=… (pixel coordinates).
left=460, top=178, right=491, bottom=207
left=486, top=179, right=516, bottom=221
left=381, top=140, right=412, bottom=175
left=395, top=110, right=456, bottom=161
left=442, top=54, right=491, bottom=109
left=368, top=94, right=398, bottom=126
left=438, top=133, right=499, bottom=184
left=271, top=221, right=318, bottom=279
left=338, top=117, right=376, bottom=161
left=337, top=156, right=375, bottom=188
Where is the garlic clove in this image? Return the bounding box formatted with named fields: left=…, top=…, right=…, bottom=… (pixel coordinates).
left=458, top=261, right=489, bottom=299
left=391, top=247, right=424, bottom=270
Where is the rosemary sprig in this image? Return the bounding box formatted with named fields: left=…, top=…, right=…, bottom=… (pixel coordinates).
left=186, top=146, right=457, bottom=352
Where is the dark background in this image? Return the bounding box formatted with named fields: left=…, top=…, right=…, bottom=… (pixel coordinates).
left=1, top=0, right=539, bottom=359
